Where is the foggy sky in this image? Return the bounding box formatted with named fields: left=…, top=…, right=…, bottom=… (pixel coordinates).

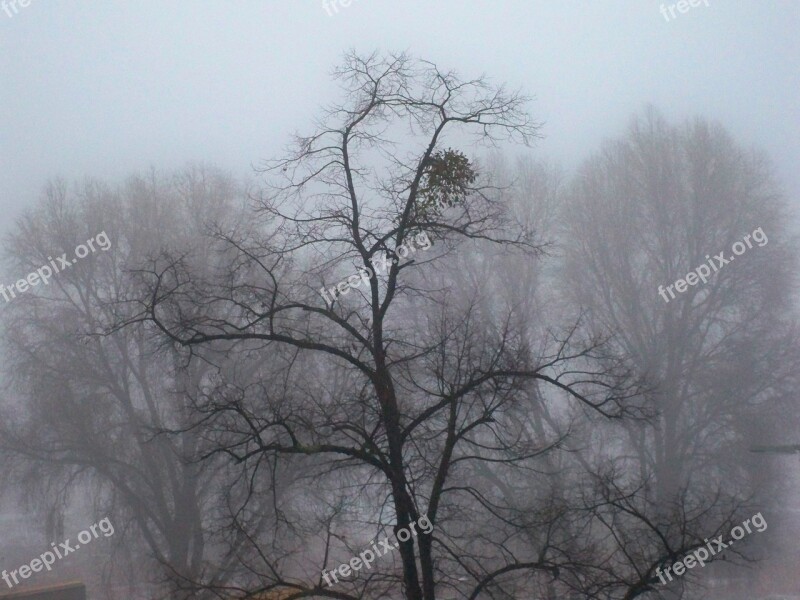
left=1, top=0, right=798, bottom=232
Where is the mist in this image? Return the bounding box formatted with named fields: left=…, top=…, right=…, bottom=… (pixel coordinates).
left=1, top=2, right=798, bottom=599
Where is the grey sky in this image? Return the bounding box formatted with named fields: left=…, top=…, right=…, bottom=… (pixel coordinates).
left=1, top=0, right=798, bottom=230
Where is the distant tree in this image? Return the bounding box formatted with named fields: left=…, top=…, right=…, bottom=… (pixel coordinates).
left=560, top=108, right=799, bottom=596
left=0, top=166, right=260, bottom=599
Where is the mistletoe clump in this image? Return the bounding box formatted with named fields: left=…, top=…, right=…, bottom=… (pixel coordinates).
left=415, top=148, right=477, bottom=219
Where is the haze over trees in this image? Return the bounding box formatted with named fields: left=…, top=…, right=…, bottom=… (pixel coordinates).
left=0, top=52, right=796, bottom=600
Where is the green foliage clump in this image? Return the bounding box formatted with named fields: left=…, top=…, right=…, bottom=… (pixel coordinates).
left=415, top=149, right=476, bottom=219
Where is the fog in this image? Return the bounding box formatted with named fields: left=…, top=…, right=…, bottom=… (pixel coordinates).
left=0, top=2, right=798, bottom=599
left=2, top=2, right=798, bottom=223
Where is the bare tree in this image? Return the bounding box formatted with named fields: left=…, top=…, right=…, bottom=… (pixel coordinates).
left=559, top=108, right=799, bottom=596
left=0, top=166, right=258, bottom=599
left=120, top=52, right=662, bottom=600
